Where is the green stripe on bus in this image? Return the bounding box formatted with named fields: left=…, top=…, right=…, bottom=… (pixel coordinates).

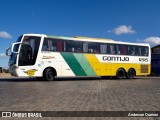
left=61, top=53, right=87, bottom=76
left=73, top=53, right=97, bottom=76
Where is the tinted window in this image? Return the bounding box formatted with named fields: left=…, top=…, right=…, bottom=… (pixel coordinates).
left=121, top=45, right=127, bottom=55
left=88, top=42, right=99, bottom=53
left=42, top=38, right=149, bottom=56
left=42, top=38, right=63, bottom=52
left=116, top=45, right=122, bottom=55
left=135, top=46, right=141, bottom=56
left=141, top=46, right=148, bottom=56
left=83, top=42, right=88, bottom=53
left=83, top=42, right=99, bottom=53
left=16, top=36, right=22, bottom=42
left=100, top=44, right=107, bottom=54
left=107, top=44, right=116, bottom=54
left=127, top=45, right=135, bottom=55
left=65, top=40, right=82, bottom=52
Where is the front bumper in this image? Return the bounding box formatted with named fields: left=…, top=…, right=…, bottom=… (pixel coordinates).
left=9, top=65, right=18, bottom=77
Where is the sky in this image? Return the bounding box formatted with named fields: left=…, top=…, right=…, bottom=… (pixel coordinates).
left=0, top=0, right=160, bottom=67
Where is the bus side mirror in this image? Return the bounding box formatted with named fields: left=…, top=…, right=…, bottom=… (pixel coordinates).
left=6, top=47, right=11, bottom=56
left=11, top=42, right=21, bottom=54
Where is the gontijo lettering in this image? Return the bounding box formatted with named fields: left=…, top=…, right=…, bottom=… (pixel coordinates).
left=103, top=56, right=129, bottom=61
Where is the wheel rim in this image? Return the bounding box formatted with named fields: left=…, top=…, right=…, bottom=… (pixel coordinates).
left=118, top=71, right=124, bottom=77
left=117, top=69, right=125, bottom=79
left=48, top=71, right=53, bottom=78
left=128, top=69, right=135, bottom=78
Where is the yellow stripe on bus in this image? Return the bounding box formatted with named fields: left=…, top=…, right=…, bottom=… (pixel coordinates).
left=84, top=54, right=150, bottom=76
left=84, top=54, right=111, bottom=76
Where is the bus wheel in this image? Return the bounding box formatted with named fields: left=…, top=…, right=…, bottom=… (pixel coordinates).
left=126, top=68, right=135, bottom=79
left=43, top=68, right=55, bottom=81
left=116, top=68, right=125, bottom=79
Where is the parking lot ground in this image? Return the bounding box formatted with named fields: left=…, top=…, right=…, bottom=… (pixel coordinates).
left=0, top=77, right=160, bottom=120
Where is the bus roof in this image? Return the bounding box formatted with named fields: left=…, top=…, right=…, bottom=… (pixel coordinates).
left=47, top=35, right=115, bottom=42
left=22, top=33, right=150, bottom=47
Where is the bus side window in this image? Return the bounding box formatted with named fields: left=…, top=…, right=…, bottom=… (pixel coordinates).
left=83, top=42, right=88, bottom=53
left=106, top=44, right=110, bottom=54
left=42, top=38, right=60, bottom=52
left=109, top=44, right=116, bottom=54
left=88, top=42, right=99, bottom=53
left=141, top=47, right=148, bottom=56
left=128, top=45, right=135, bottom=55
left=72, top=41, right=82, bottom=52
left=48, top=40, right=54, bottom=51
left=121, top=45, right=127, bottom=55
left=100, top=44, right=107, bottom=54
left=116, top=45, right=121, bottom=55
left=65, top=41, right=72, bottom=52
left=64, top=40, right=82, bottom=52
left=42, top=40, right=49, bottom=51
left=57, top=41, right=63, bottom=51
left=77, top=41, right=83, bottom=52
left=43, top=39, right=64, bottom=52
left=49, top=39, right=59, bottom=51
left=135, top=46, right=141, bottom=56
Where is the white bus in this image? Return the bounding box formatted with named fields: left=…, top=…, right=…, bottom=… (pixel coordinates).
left=6, top=34, right=151, bottom=80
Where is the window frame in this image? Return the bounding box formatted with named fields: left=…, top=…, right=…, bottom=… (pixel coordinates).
left=41, top=37, right=149, bottom=56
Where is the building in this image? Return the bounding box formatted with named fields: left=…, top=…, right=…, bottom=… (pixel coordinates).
left=151, top=45, right=160, bottom=53
left=151, top=45, right=160, bottom=75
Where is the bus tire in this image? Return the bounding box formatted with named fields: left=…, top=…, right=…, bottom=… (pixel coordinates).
left=43, top=68, right=55, bottom=81
left=126, top=68, right=135, bottom=79
left=116, top=68, right=125, bottom=79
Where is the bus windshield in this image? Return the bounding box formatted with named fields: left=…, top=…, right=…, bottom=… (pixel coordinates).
left=18, top=36, right=41, bottom=66
left=9, top=36, right=22, bottom=66
left=16, top=35, right=23, bottom=42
